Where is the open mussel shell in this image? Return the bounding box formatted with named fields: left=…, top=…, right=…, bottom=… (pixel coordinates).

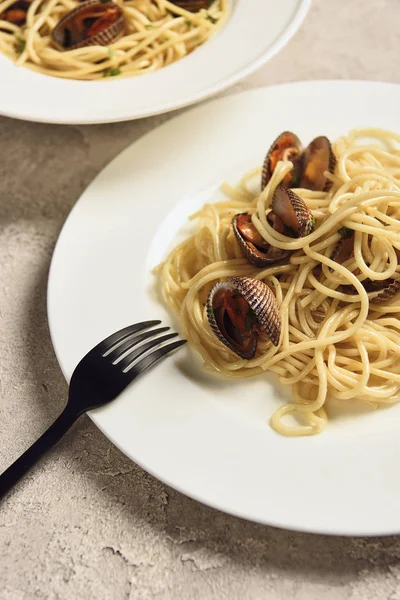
left=300, top=136, right=336, bottom=192
left=206, top=276, right=281, bottom=359
left=262, top=131, right=302, bottom=190
left=271, top=186, right=314, bottom=237
left=170, top=0, right=212, bottom=11
left=232, top=213, right=290, bottom=267
left=52, top=0, right=125, bottom=51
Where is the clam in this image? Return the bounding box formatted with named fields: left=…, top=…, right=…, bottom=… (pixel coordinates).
left=207, top=276, right=281, bottom=359
left=262, top=131, right=302, bottom=190
left=0, top=0, right=32, bottom=25
left=262, top=132, right=336, bottom=192
left=271, top=186, right=314, bottom=237
left=300, top=136, right=336, bottom=192
left=233, top=187, right=314, bottom=267
left=331, top=230, right=355, bottom=264
left=372, top=279, right=400, bottom=304
left=52, top=0, right=125, bottom=51
left=170, top=0, right=212, bottom=11
left=232, top=213, right=289, bottom=267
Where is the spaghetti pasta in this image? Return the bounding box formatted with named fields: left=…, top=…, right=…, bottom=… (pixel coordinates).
left=0, top=0, right=228, bottom=80
left=156, top=128, right=400, bottom=436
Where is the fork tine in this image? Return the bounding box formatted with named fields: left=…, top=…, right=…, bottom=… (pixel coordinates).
left=95, top=321, right=161, bottom=355
left=118, top=332, right=179, bottom=372
left=124, top=340, right=187, bottom=380
left=107, top=326, right=170, bottom=362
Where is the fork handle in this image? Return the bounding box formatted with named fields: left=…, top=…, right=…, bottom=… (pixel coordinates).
left=0, top=407, right=79, bottom=501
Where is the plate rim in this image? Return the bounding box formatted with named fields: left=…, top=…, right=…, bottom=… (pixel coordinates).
left=0, top=0, right=310, bottom=124
left=47, top=80, right=400, bottom=536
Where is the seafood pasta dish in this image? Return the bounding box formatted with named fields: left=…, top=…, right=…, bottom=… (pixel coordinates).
left=0, top=0, right=228, bottom=80
left=156, top=128, right=400, bottom=436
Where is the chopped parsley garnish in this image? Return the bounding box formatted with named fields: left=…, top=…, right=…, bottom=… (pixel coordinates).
left=14, top=36, right=25, bottom=55
left=145, top=23, right=154, bottom=29
left=185, top=19, right=192, bottom=27
left=107, top=48, right=115, bottom=58
left=206, top=14, right=218, bottom=24
left=103, top=67, right=121, bottom=77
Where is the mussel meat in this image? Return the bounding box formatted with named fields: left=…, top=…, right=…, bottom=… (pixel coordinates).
left=232, top=213, right=289, bottom=267
left=262, top=132, right=336, bottom=192
left=207, top=276, right=281, bottom=359
left=52, top=0, right=125, bottom=51
left=261, top=131, right=302, bottom=190
left=0, top=0, right=32, bottom=26
left=170, top=0, right=212, bottom=11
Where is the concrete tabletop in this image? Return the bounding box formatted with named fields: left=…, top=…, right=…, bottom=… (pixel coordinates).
left=1, top=1, right=400, bottom=598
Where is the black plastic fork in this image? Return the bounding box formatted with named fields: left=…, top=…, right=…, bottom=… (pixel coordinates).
left=0, top=320, right=186, bottom=501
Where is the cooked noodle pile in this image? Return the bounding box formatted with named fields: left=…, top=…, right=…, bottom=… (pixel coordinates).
left=157, top=128, right=400, bottom=436
left=0, top=0, right=227, bottom=80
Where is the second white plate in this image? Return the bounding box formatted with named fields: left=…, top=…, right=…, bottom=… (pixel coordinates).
left=0, top=0, right=309, bottom=124
left=48, top=81, right=400, bottom=535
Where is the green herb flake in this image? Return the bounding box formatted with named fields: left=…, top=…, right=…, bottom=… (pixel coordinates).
left=103, top=67, right=121, bottom=77
left=338, top=226, right=353, bottom=238
left=185, top=19, right=192, bottom=27
left=14, top=36, right=25, bottom=55
left=206, top=14, right=218, bottom=24
left=164, top=36, right=170, bottom=42
left=107, top=48, right=115, bottom=58
left=145, top=23, right=155, bottom=29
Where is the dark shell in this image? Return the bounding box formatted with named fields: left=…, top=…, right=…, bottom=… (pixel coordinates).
left=170, top=0, right=212, bottom=11
left=52, top=0, right=125, bottom=51
left=300, top=136, right=336, bottom=192
left=262, top=131, right=302, bottom=190
left=206, top=277, right=281, bottom=359
left=0, top=0, right=32, bottom=25
left=331, top=232, right=355, bottom=264
left=232, top=213, right=289, bottom=267
left=271, top=186, right=314, bottom=237
left=370, top=279, right=400, bottom=304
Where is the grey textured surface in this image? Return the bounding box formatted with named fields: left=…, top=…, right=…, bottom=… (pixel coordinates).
left=1, top=1, right=400, bottom=598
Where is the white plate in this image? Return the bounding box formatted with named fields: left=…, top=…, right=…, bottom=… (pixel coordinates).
left=0, top=0, right=309, bottom=124
left=48, top=81, right=400, bottom=536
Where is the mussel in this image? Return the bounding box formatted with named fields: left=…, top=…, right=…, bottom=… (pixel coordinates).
left=0, top=0, right=32, bottom=25
left=207, top=276, right=281, bottom=359
left=170, top=0, right=212, bottom=11
left=233, top=186, right=314, bottom=267
left=261, top=131, right=302, bottom=190
left=52, top=0, right=125, bottom=51
left=262, top=132, right=336, bottom=192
